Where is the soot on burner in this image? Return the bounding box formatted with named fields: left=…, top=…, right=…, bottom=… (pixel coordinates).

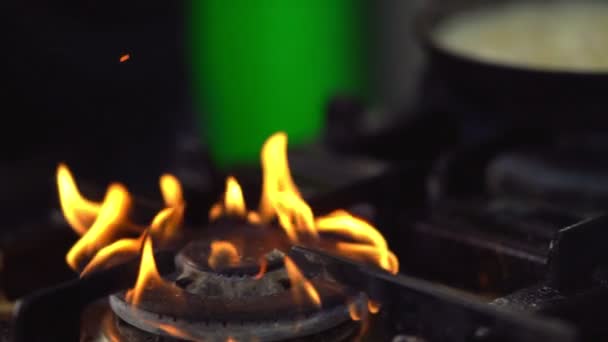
left=108, top=219, right=359, bottom=341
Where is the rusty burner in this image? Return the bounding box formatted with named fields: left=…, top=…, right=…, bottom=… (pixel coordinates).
left=103, top=220, right=360, bottom=341
left=58, top=132, right=396, bottom=341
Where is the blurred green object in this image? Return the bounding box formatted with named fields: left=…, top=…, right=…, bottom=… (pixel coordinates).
left=190, top=1, right=368, bottom=168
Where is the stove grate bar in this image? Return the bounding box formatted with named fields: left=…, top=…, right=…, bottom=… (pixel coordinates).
left=290, top=245, right=578, bottom=342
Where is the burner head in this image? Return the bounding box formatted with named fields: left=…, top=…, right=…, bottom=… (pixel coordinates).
left=110, top=313, right=359, bottom=342
left=108, top=220, right=358, bottom=341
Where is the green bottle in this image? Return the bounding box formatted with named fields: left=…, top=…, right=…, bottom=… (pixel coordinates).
left=190, top=0, right=368, bottom=168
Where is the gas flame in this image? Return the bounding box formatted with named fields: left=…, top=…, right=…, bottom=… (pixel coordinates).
left=73, top=208, right=179, bottom=276
left=158, top=174, right=185, bottom=241
left=80, top=237, right=141, bottom=277
left=334, top=242, right=399, bottom=275
left=347, top=297, right=373, bottom=340
left=126, top=235, right=160, bottom=305
left=157, top=323, right=201, bottom=341
left=65, top=183, right=132, bottom=270
left=206, top=132, right=399, bottom=315
left=341, top=239, right=398, bottom=274
left=283, top=256, right=321, bottom=308
left=254, top=258, right=268, bottom=280
left=272, top=191, right=317, bottom=242
left=258, top=133, right=317, bottom=242
left=348, top=300, right=364, bottom=321
left=149, top=207, right=180, bottom=245
left=259, top=133, right=301, bottom=220
left=56, top=163, right=101, bottom=236
left=58, top=130, right=398, bottom=328
left=208, top=132, right=399, bottom=275
left=316, top=210, right=398, bottom=274
left=368, top=300, right=380, bottom=314
left=348, top=297, right=379, bottom=320
left=126, top=214, right=184, bottom=308
left=208, top=241, right=240, bottom=269
left=57, top=164, right=185, bottom=274
left=209, top=176, right=246, bottom=221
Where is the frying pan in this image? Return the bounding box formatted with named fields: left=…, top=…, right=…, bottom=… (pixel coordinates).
left=416, top=0, right=608, bottom=130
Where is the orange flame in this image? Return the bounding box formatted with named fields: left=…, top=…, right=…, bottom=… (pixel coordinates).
left=348, top=300, right=364, bottom=321
left=208, top=241, right=240, bottom=269
left=254, top=258, right=268, bottom=280
left=65, top=183, right=132, bottom=270
left=225, top=177, right=246, bottom=216
left=209, top=176, right=246, bottom=221
left=59, top=164, right=185, bottom=274
left=348, top=297, right=380, bottom=320
left=56, top=164, right=101, bottom=235
left=335, top=242, right=399, bottom=275
left=119, top=54, right=130, bottom=63
left=159, top=174, right=185, bottom=240
left=157, top=323, right=200, bottom=341
left=125, top=211, right=184, bottom=308
left=208, top=132, right=399, bottom=275
left=80, top=237, right=141, bottom=277
left=258, top=133, right=317, bottom=242
left=348, top=297, right=372, bottom=340
left=126, top=235, right=162, bottom=305
left=283, top=256, right=321, bottom=308
left=59, top=131, right=398, bottom=319
left=149, top=207, right=181, bottom=245
left=317, top=211, right=398, bottom=274
left=367, top=300, right=380, bottom=314
left=272, top=191, right=317, bottom=242
left=259, top=133, right=301, bottom=220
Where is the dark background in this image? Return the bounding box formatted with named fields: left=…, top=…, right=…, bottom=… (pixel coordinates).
left=1, top=1, right=187, bottom=194
left=0, top=1, right=430, bottom=221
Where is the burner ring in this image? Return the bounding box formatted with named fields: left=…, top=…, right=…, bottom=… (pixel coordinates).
left=109, top=278, right=356, bottom=341
left=110, top=277, right=350, bottom=321
left=109, top=235, right=356, bottom=341
left=109, top=302, right=359, bottom=342
left=109, top=218, right=359, bottom=341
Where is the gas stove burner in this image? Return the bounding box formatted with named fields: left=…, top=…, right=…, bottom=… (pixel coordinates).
left=107, top=221, right=358, bottom=341
left=107, top=313, right=359, bottom=342
left=486, top=149, right=608, bottom=213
